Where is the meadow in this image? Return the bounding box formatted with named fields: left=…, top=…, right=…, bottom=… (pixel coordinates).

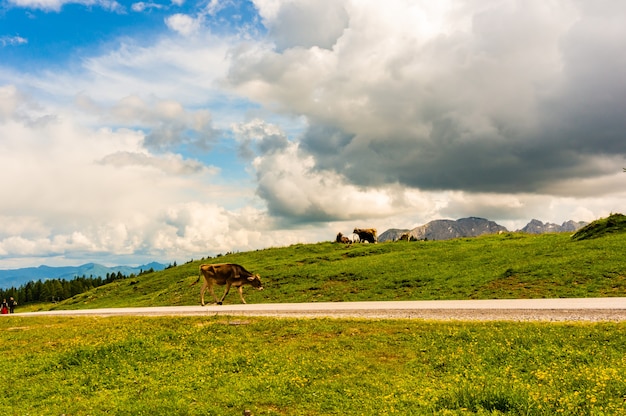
left=1, top=315, right=625, bottom=415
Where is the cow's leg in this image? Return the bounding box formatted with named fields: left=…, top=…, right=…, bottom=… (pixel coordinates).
left=237, top=286, right=247, bottom=304
left=200, top=280, right=208, bottom=306
left=218, top=282, right=232, bottom=305
left=208, top=281, right=220, bottom=305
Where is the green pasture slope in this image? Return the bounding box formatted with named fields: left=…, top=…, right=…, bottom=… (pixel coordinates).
left=34, top=225, right=626, bottom=311
left=1, top=216, right=624, bottom=415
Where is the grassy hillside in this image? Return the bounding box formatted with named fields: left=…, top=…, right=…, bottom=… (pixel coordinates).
left=28, top=229, right=625, bottom=311
left=572, top=212, right=626, bottom=240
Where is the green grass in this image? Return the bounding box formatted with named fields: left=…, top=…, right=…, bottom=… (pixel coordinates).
left=23, top=231, right=626, bottom=311
left=1, top=316, right=624, bottom=415
left=572, top=213, right=626, bottom=240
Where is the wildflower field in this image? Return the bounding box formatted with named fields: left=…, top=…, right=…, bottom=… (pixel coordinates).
left=1, top=315, right=624, bottom=415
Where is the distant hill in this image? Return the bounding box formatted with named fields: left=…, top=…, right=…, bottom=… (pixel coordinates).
left=0, top=262, right=167, bottom=289
left=572, top=213, right=626, bottom=241
left=378, top=228, right=411, bottom=242
left=519, top=219, right=588, bottom=234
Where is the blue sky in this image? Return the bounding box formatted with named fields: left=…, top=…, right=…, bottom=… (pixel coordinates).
left=1, top=0, right=626, bottom=270
left=3, top=2, right=181, bottom=64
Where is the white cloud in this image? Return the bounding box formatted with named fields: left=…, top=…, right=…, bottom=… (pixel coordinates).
left=0, top=85, right=21, bottom=119
left=204, top=0, right=224, bottom=16
left=254, top=140, right=437, bottom=222
left=88, top=95, right=221, bottom=152
left=165, top=13, right=202, bottom=36
left=9, top=0, right=122, bottom=12
left=232, top=118, right=283, bottom=142
left=131, top=2, right=163, bottom=12
left=254, top=0, right=348, bottom=49
left=76, top=36, right=231, bottom=106
left=0, top=36, right=28, bottom=47
left=131, top=2, right=145, bottom=11
left=3, top=35, right=231, bottom=109
left=0, top=85, right=257, bottom=267
left=9, top=0, right=68, bottom=11
left=98, top=151, right=215, bottom=175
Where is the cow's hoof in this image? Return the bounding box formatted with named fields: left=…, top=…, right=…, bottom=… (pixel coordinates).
left=217, top=302, right=222, bottom=305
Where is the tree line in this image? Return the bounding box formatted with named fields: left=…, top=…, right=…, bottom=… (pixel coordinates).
left=0, top=268, right=156, bottom=305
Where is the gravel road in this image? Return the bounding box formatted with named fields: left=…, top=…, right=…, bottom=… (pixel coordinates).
left=16, top=297, right=626, bottom=321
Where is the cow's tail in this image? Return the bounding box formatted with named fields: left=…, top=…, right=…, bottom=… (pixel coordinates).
left=190, top=267, right=202, bottom=286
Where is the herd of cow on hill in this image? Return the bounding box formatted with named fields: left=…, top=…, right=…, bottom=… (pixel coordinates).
left=336, top=227, right=378, bottom=244
left=191, top=227, right=378, bottom=306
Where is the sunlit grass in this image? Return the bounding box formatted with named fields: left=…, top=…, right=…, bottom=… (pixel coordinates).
left=27, top=231, right=625, bottom=311
left=1, top=316, right=624, bottom=415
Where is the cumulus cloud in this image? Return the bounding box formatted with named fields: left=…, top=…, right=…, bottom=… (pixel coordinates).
left=253, top=140, right=433, bottom=224
left=76, top=94, right=220, bottom=152
left=232, top=118, right=289, bottom=158
left=254, top=0, right=348, bottom=50
left=0, top=85, right=250, bottom=267
left=165, top=13, right=202, bottom=36
left=232, top=0, right=626, bottom=196
left=0, top=24, right=274, bottom=267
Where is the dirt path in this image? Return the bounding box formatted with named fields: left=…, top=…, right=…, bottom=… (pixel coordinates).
left=13, top=298, right=626, bottom=321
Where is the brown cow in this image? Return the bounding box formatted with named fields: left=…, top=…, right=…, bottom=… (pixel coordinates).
left=191, top=263, right=263, bottom=306
left=353, top=227, right=378, bottom=243
left=335, top=232, right=351, bottom=244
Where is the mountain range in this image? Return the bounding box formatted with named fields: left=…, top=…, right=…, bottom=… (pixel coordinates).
left=378, top=218, right=588, bottom=242
left=0, top=262, right=167, bottom=289
left=518, top=219, right=588, bottom=234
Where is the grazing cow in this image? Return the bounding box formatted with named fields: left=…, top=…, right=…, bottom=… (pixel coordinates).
left=399, top=232, right=411, bottom=241
left=336, top=232, right=352, bottom=244
left=353, top=227, right=378, bottom=244
left=191, top=263, right=263, bottom=306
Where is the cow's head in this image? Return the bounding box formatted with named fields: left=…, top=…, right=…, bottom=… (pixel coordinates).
left=248, top=274, right=264, bottom=290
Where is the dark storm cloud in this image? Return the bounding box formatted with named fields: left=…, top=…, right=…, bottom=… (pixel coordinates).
left=285, top=2, right=626, bottom=194
left=302, top=113, right=624, bottom=194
